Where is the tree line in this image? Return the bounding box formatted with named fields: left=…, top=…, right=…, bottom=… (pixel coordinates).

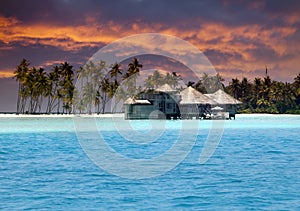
left=14, top=59, right=75, bottom=114
left=188, top=73, right=300, bottom=114
left=13, top=58, right=144, bottom=114
left=72, top=62, right=182, bottom=114
left=225, top=75, right=300, bottom=114
left=13, top=58, right=300, bottom=114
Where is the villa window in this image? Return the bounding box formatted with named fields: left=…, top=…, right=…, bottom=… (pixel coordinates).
left=167, top=103, right=173, bottom=109
left=129, top=105, right=133, bottom=113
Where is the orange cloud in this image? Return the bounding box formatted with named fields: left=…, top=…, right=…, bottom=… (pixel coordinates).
left=0, top=70, right=14, bottom=78
left=0, top=16, right=18, bottom=28
left=1, top=15, right=296, bottom=56
left=41, top=60, right=68, bottom=67
left=0, top=15, right=299, bottom=81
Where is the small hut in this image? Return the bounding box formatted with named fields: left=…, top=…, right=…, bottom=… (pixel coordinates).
left=124, top=98, right=153, bottom=119
left=124, top=84, right=181, bottom=119
left=205, top=89, right=242, bottom=119
left=179, top=86, right=216, bottom=119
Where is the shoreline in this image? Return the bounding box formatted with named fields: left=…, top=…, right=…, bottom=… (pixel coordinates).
left=0, top=113, right=299, bottom=118
left=0, top=113, right=125, bottom=118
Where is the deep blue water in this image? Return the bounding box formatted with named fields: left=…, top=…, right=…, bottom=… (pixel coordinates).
left=1, top=115, right=300, bottom=210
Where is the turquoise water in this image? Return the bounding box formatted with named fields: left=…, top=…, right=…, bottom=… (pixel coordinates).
left=1, top=115, right=300, bottom=210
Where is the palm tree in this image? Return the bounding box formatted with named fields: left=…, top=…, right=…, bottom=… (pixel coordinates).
left=281, top=82, right=296, bottom=112
left=121, top=72, right=131, bottom=81
left=127, top=58, right=143, bottom=87
left=151, top=70, right=163, bottom=88
left=269, top=81, right=283, bottom=113
left=128, top=58, right=143, bottom=74
left=186, top=81, right=195, bottom=87
left=77, top=61, right=103, bottom=114
left=100, top=78, right=110, bottom=114
left=109, top=62, right=122, bottom=82
left=47, top=65, right=61, bottom=114
left=121, top=58, right=143, bottom=98
left=229, top=78, right=240, bottom=99
left=250, top=77, right=262, bottom=109
left=107, top=62, right=123, bottom=112
left=82, top=81, right=96, bottom=114
left=202, top=73, right=224, bottom=93
left=13, top=59, right=30, bottom=114
left=260, top=76, right=272, bottom=105
left=144, top=75, right=155, bottom=89
left=253, top=76, right=274, bottom=112
left=162, top=72, right=172, bottom=87
left=35, top=67, right=48, bottom=113
left=293, top=73, right=300, bottom=106
left=194, top=80, right=207, bottom=93
left=170, top=72, right=181, bottom=88
left=240, top=77, right=251, bottom=102
left=59, top=62, right=74, bottom=114
left=27, top=67, right=37, bottom=113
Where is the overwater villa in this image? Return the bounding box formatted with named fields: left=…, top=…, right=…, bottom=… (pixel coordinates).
left=124, top=84, right=242, bottom=120
left=179, top=86, right=216, bottom=119
left=124, top=84, right=181, bottom=120
left=205, top=89, right=242, bottom=119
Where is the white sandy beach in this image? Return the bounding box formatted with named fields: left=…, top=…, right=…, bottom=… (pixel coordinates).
left=0, top=113, right=125, bottom=118
left=236, top=113, right=300, bottom=118
left=0, top=113, right=298, bottom=118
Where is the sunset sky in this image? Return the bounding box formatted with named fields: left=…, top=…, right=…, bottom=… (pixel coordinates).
left=1, top=0, right=300, bottom=111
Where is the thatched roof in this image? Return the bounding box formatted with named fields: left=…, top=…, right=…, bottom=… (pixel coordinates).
left=179, top=86, right=216, bottom=105
left=205, top=89, right=242, bottom=105
left=124, top=98, right=151, bottom=105
left=155, top=84, right=177, bottom=92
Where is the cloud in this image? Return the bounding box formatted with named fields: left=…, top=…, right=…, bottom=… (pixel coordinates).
left=2, top=0, right=299, bottom=28
left=0, top=69, right=14, bottom=78
left=0, top=0, right=300, bottom=84
left=0, top=39, right=98, bottom=75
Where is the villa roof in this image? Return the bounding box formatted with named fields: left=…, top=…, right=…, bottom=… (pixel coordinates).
left=155, top=84, right=177, bottom=92
left=179, top=86, right=216, bottom=105
left=205, top=89, right=242, bottom=105
left=124, top=98, right=151, bottom=105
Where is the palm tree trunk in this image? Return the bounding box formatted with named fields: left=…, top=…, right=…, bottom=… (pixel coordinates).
left=57, top=99, right=60, bottom=114
left=16, top=82, right=21, bottom=114
left=21, top=97, right=27, bottom=113
left=102, top=95, right=107, bottom=114
left=46, top=95, right=51, bottom=114
left=38, top=96, right=43, bottom=113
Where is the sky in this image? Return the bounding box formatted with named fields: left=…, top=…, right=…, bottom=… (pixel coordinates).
left=0, top=0, right=300, bottom=111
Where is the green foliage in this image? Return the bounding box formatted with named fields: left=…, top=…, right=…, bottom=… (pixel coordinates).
left=13, top=59, right=74, bottom=114
left=188, top=73, right=224, bottom=93
left=144, top=70, right=181, bottom=89
left=12, top=59, right=300, bottom=115
left=225, top=73, right=300, bottom=114
left=73, top=58, right=144, bottom=114
left=188, top=72, right=300, bottom=114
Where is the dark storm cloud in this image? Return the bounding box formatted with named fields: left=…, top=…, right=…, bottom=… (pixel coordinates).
left=2, top=0, right=299, bottom=27
left=0, top=40, right=100, bottom=72
left=204, top=49, right=243, bottom=65
left=0, top=1, right=299, bottom=86
left=0, top=0, right=85, bottom=25
left=264, top=0, right=300, bottom=14
left=245, top=46, right=278, bottom=62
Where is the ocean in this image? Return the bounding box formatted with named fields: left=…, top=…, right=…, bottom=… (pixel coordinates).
left=1, top=115, right=300, bottom=210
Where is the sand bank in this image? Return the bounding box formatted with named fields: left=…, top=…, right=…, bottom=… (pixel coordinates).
left=0, top=113, right=125, bottom=118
